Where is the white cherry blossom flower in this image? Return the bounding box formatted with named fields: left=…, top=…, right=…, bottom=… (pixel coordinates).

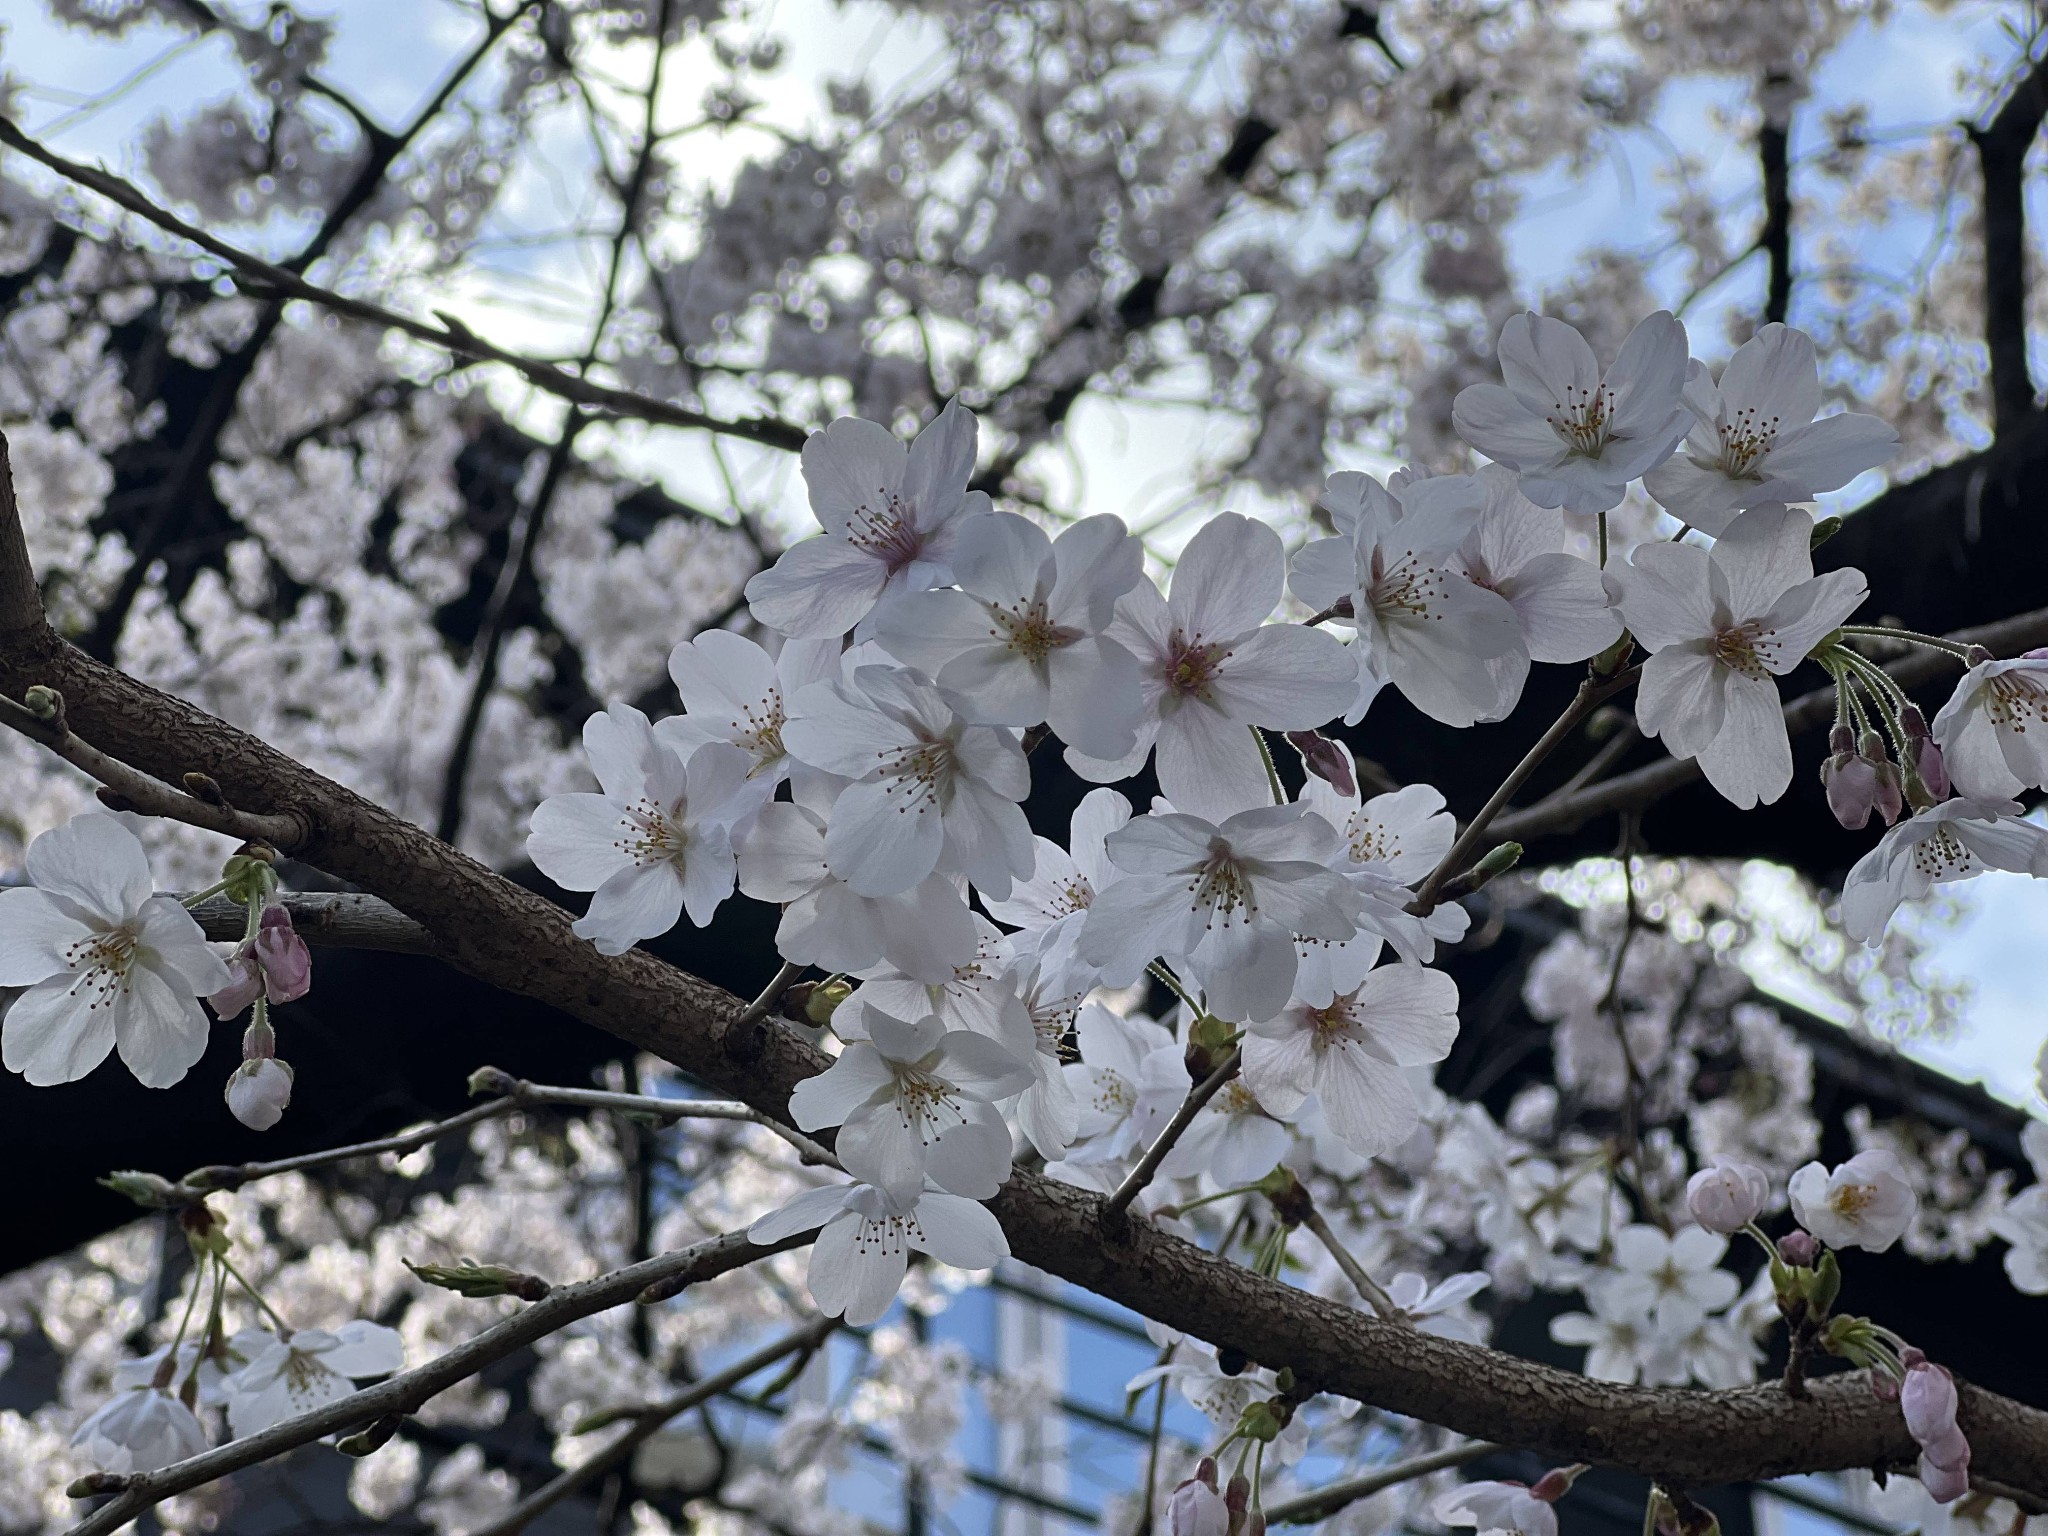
left=659, top=629, right=842, bottom=817
left=1079, top=803, right=1358, bottom=1024
left=787, top=1004, right=1034, bottom=1202
left=1066, top=512, right=1356, bottom=821
left=1455, top=462, right=1624, bottom=669
left=783, top=663, right=1032, bottom=900
left=1453, top=310, right=1693, bottom=516
left=71, top=1384, right=209, bottom=1474
left=1297, top=754, right=1470, bottom=969
left=749, top=1177, right=1009, bottom=1327
left=1549, top=1287, right=1689, bottom=1386
left=1930, top=650, right=2048, bottom=799
left=1240, top=965, right=1460, bottom=1157
left=1161, top=1076, right=1295, bottom=1185
left=222, top=1322, right=406, bottom=1437
left=1687, top=1158, right=1771, bottom=1234
left=0, top=813, right=233, bottom=1089
left=831, top=916, right=1034, bottom=1059
left=1433, top=1481, right=1558, bottom=1536
left=994, top=943, right=1087, bottom=1159
left=734, top=790, right=977, bottom=983
left=1788, top=1149, right=1918, bottom=1252
left=1060, top=1004, right=1176, bottom=1164
left=983, top=787, right=1129, bottom=989
left=1591, top=1224, right=1741, bottom=1325
left=527, top=707, right=750, bottom=955
left=1838, top=798, right=2048, bottom=944
left=1643, top=323, right=1898, bottom=535
left=874, top=511, right=1145, bottom=758
left=1288, top=471, right=1523, bottom=727
left=1607, top=503, right=1868, bottom=808
left=745, top=400, right=988, bottom=638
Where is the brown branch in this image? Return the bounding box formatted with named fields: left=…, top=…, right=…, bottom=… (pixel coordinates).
left=0, top=118, right=809, bottom=456
left=63, top=1229, right=802, bottom=1536
left=1968, top=48, right=2048, bottom=435
left=186, top=891, right=435, bottom=953
left=4, top=458, right=2047, bottom=1496
left=1490, top=605, right=2048, bottom=847
left=1104, top=1046, right=1241, bottom=1220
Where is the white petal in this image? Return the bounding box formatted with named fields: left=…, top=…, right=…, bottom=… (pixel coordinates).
left=573, top=862, right=685, bottom=955
left=113, top=964, right=212, bottom=1088
left=1451, top=384, right=1570, bottom=474
left=27, top=814, right=154, bottom=925
left=910, top=1193, right=1009, bottom=1268
left=1154, top=704, right=1273, bottom=824
left=529, top=793, right=634, bottom=892
left=750, top=1182, right=855, bottom=1242
left=1695, top=674, right=1792, bottom=809
left=950, top=510, right=1050, bottom=601
left=803, top=417, right=908, bottom=534
left=0, top=887, right=92, bottom=985
left=1167, top=512, right=1283, bottom=640
left=1207, top=625, right=1358, bottom=729
left=2, top=975, right=117, bottom=1084
left=1719, top=323, right=1822, bottom=425
left=788, top=1046, right=897, bottom=1130
left=667, top=628, right=778, bottom=720
left=825, top=777, right=945, bottom=896
left=746, top=536, right=890, bottom=639
left=137, top=898, right=234, bottom=995
left=320, top=1321, right=406, bottom=1378
left=1500, top=553, right=1623, bottom=664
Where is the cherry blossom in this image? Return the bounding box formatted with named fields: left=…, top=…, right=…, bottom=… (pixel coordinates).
left=1159, top=1076, right=1295, bottom=1185
left=733, top=788, right=977, bottom=983
left=981, top=786, right=1129, bottom=989
left=1079, top=803, right=1359, bottom=1023
left=527, top=706, right=749, bottom=955
left=1930, top=650, right=2048, bottom=799
left=1432, top=1481, right=1558, bottom=1536
left=1384, top=1271, right=1491, bottom=1343
left=1643, top=323, right=1899, bottom=535
left=1549, top=1288, right=1689, bottom=1386
left=1060, top=1004, right=1176, bottom=1164
left=226, top=1056, right=295, bottom=1130
left=1452, top=310, right=1692, bottom=516
left=993, top=944, right=1087, bottom=1159
left=787, top=1004, right=1033, bottom=1202
left=1686, top=1158, right=1770, bottom=1234
left=1607, top=503, right=1869, bottom=808
left=873, top=511, right=1145, bottom=757
left=659, top=629, right=842, bottom=816
left=744, top=400, right=988, bottom=639
left=1592, top=1224, right=1741, bottom=1323
left=1901, top=1356, right=1970, bottom=1504
left=1788, top=1150, right=1918, bottom=1251
left=1454, top=463, right=1624, bottom=671
left=222, top=1322, right=406, bottom=1437
left=1837, top=798, right=2048, bottom=945
left=1239, top=964, right=1460, bottom=1156
left=1288, top=470, right=1523, bottom=727
left=1065, top=511, right=1356, bottom=821
left=0, top=813, right=233, bottom=1088
left=748, top=1176, right=1009, bottom=1327
left=1297, top=755, right=1469, bottom=968
left=1167, top=1463, right=1229, bottom=1536
left=830, top=915, right=1034, bottom=1059
left=782, top=662, right=1032, bottom=900
left=71, top=1383, right=209, bottom=1475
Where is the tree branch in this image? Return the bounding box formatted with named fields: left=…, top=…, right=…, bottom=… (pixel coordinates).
left=1104, top=1046, right=1241, bottom=1221
left=1264, top=1441, right=1500, bottom=1526
left=63, top=1229, right=803, bottom=1536
left=186, top=891, right=435, bottom=953
left=1759, top=71, right=1793, bottom=326
left=0, top=119, right=810, bottom=456
left=1968, top=49, right=2048, bottom=434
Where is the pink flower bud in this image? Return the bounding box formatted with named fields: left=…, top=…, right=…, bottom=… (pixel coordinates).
left=1778, top=1229, right=1820, bottom=1266
left=1529, top=1466, right=1586, bottom=1503
left=1822, top=749, right=1880, bottom=830
left=255, top=905, right=312, bottom=1003
left=1918, top=1451, right=1969, bottom=1504
left=209, top=953, right=264, bottom=1020
left=1283, top=731, right=1356, bottom=797
left=1910, top=736, right=1949, bottom=800
left=1901, top=1360, right=1958, bottom=1448
left=1870, top=1372, right=1899, bottom=1403
left=225, top=1057, right=295, bottom=1131
left=1169, top=1471, right=1229, bottom=1536
left=1685, top=1158, right=1770, bottom=1234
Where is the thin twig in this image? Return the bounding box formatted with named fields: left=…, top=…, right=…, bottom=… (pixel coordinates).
left=61, top=1230, right=805, bottom=1536
left=0, top=690, right=308, bottom=849
left=1410, top=669, right=1641, bottom=914
left=0, top=118, right=809, bottom=456
left=724, top=960, right=807, bottom=1060
left=1104, top=1046, right=1241, bottom=1221
left=1299, top=1207, right=1399, bottom=1320
left=1263, top=1442, right=1502, bottom=1525
left=466, top=1315, right=840, bottom=1536
left=487, top=1071, right=838, bottom=1167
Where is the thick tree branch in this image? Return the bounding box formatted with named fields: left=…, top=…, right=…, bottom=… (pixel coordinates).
left=187, top=891, right=435, bottom=953
left=1759, top=71, right=1793, bottom=326
left=3, top=457, right=2046, bottom=1495
left=0, top=119, right=809, bottom=456
left=1968, top=51, right=2048, bottom=434
left=63, top=1229, right=803, bottom=1536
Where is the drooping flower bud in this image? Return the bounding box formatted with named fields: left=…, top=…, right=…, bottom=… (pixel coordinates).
left=1898, top=704, right=1950, bottom=802
left=1685, top=1158, right=1769, bottom=1234
left=1168, top=1461, right=1228, bottom=1536
left=225, top=1057, right=295, bottom=1131
left=254, top=905, right=312, bottom=1003
left=1283, top=730, right=1355, bottom=797
left=1820, top=725, right=1878, bottom=830
left=1859, top=730, right=1903, bottom=827
left=208, top=953, right=265, bottom=1020
left=1778, top=1229, right=1820, bottom=1267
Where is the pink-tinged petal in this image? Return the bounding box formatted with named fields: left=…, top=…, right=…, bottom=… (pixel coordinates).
left=899, top=399, right=978, bottom=529
left=528, top=794, right=634, bottom=893
left=1207, top=624, right=1358, bottom=729
left=1167, top=512, right=1285, bottom=640
left=1602, top=311, right=1691, bottom=440
left=745, top=536, right=890, bottom=639
left=950, top=510, right=1050, bottom=602
left=1719, top=322, right=1822, bottom=426
left=1696, top=674, right=1793, bottom=809
left=1756, top=568, right=1867, bottom=671
left=1501, top=552, right=1623, bottom=663
left=1154, top=703, right=1273, bottom=823
left=749, top=1182, right=854, bottom=1243
left=1496, top=311, right=1603, bottom=419
left=802, top=417, right=908, bottom=535
left=825, top=777, right=945, bottom=896
left=1758, top=411, right=1897, bottom=492
left=113, top=963, right=211, bottom=1088
left=910, top=1192, right=1009, bottom=1268
left=1710, top=502, right=1813, bottom=620
left=1048, top=514, right=1144, bottom=629
left=667, top=628, right=779, bottom=720
left=788, top=1045, right=897, bottom=1129
left=2, top=974, right=117, bottom=1084
left=1046, top=636, right=1144, bottom=760
left=27, top=814, right=154, bottom=925
left=1636, top=645, right=1727, bottom=758
left=574, top=862, right=685, bottom=955
left=1451, top=383, right=1570, bottom=472
left=1609, top=542, right=1715, bottom=649
left=0, top=887, right=92, bottom=985
left=736, top=803, right=828, bottom=901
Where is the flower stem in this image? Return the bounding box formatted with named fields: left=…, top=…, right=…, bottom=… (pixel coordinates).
left=1251, top=725, right=1286, bottom=806
left=1837, top=624, right=1978, bottom=659
left=1104, top=1047, right=1242, bottom=1221
left=1146, top=960, right=1200, bottom=1013
left=180, top=879, right=232, bottom=909
left=218, top=1253, right=293, bottom=1333
left=1300, top=1205, right=1400, bottom=1320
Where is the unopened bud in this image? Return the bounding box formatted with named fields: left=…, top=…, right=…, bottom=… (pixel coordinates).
left=336, top=1414, right=406, bottom=1457
left=1284, top=730, right=1355, bottom=797
left=209, top=953, right=263, bottom=1020
left=468, top=1065, right=519, bottom=1098
left=1685, top=1158, right=1768, bottom=1234
left=100, top=1170, right=182, bottom=1209
left=1530, top=1465, right=1588, bottom=1503
left=67, top=1473, right=134, bottom=1498
left=1965, top=645, right=1994, bottom=667
left=22, top=684, right=61, bottom=721
left=220, top=852, right=279, bottom=905
left=182, top=772, right=225, bottom=805
left=638, top=1270, right=696, bottom=1305
left=1808, top=514, right=1843, bottom=549
left=225, top=1057, right=294, bottom=1131
left=1779, top=1229, right=1820, bottom=1267
left=254, top=905, right=312, bottom=1002
left=1590, top=631, right=1636, bottom=678
left=1225, top=1475, right=1250, bottom=1516
left=805, top=977, right=853, bottom=1026
left=1441, top=842, right=1522, bottom=899
left=1257, top=1166, right=1312, bottom=1228
left=179, top=1200, right=230, bottom=1259
left=94, top=787, right=138, bottom=813
left=404, top=1257, right=551, bottom=1301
